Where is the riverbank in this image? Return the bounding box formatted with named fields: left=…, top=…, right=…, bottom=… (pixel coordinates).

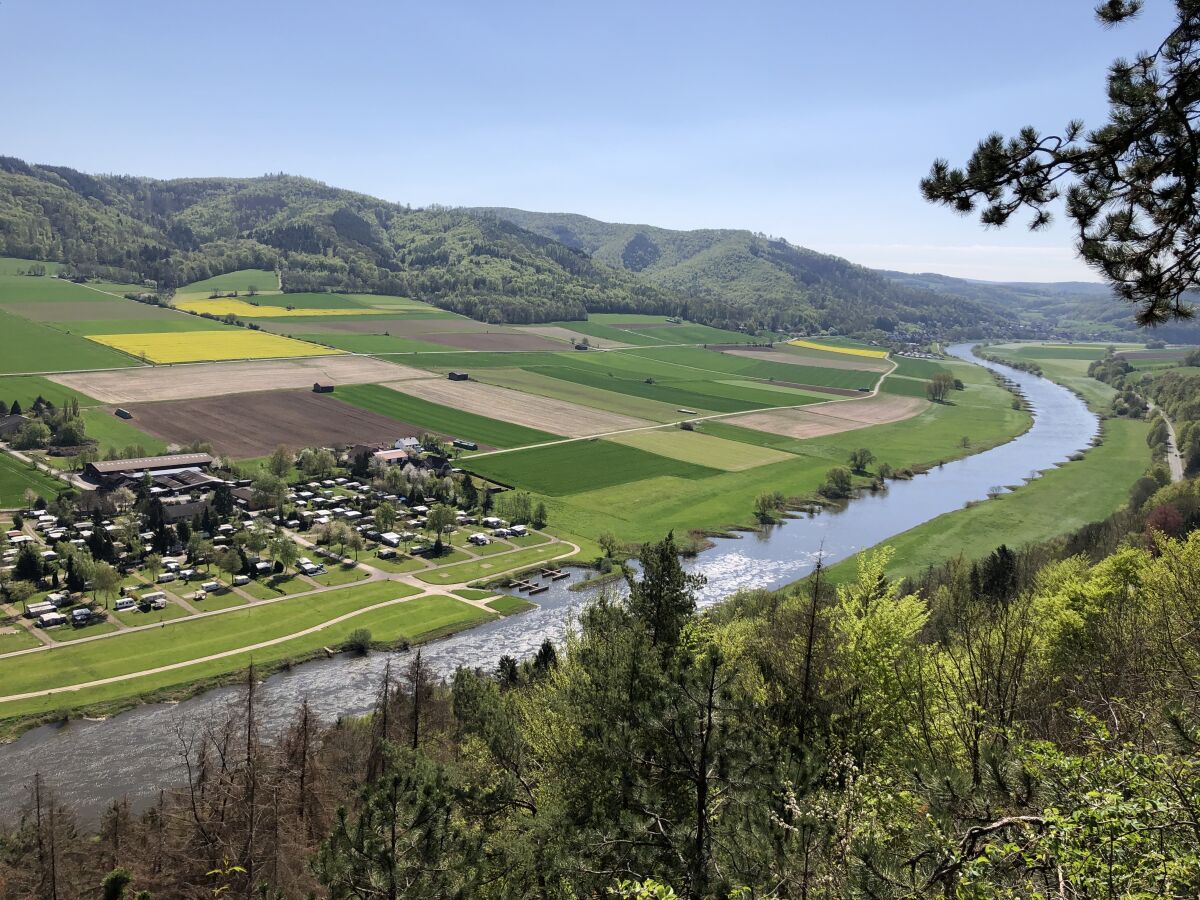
left=821, top=345, right=1148, bottom=584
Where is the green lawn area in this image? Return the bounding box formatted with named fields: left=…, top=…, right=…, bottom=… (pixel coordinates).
left=826, top=417, right=1151, bottom=583
left=452, top=588, right=500, bottom=601
left=50, top=620, right=120, bottom=642
left=336, top=383, right=561, bottom=448
left=467, top=439, right=722, bottom=496
left=415, top=543, right=573, bottom=585
left=0, top=452, right=66, bottom=504
left=0, top=309, right=139, bottom=373
left=179, top=269, right=278, bottom=294
left=486, top=595, right=536, bottom=614
left=0, top=581, right=422, bottom=700
left=191, top=591, right=248, bottom=611
left=0, top=375, right=99, bottom=409
left=113, top=604, right=191, bottom=627
left=80, top=409, right=167, bottom=456
left=238, top=575, right=311, bottom=600
left=0, top=630, right=41, bottom=653
left=370, top=553, right=431, bottom=573
left=310, top=564, right=370, bottom=587
left=0, top=590, right=490, bottom=721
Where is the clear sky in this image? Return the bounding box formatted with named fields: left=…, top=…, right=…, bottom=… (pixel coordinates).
left=1, top=0, right=1176, bottom=282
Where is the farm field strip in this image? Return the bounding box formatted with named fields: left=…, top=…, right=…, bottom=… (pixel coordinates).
left=176, top=298, right=381, bottom=318
left=383, top=377, right=653, bottom=437
left=335, top=383, right=561, bottom=448
left=606, top=429, right=795, bottom=471
left=723, top=394, right=928, bottom=439
left=85, top=330, right=342, bottom=363
left=464, top=438, right=723, bottom=495
left=124, top=389, right=442, bottom=459
left=472, top=366, right=696, bottom=422
left=788, top=339, right=889, bottom=359
left=0, top=309, right=142, bottom=374
left=739, top=345, right=893, bottom=372
left=49, top=355, right=425, bottom=403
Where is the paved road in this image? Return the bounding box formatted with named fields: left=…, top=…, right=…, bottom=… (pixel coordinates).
left=1149, top=401, right=1185, bottom=482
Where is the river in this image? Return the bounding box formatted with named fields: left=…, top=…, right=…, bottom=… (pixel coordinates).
left=0, top=344, right=1099, bottom=823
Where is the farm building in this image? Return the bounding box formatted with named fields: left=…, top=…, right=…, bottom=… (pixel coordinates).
left=85, top=453, right=215, bottom=486
left=0, top=414, right=29, bottom=438
left=373, top=449, right=410, bottom=466
left=448, top=371, right=469, bottom=381
left=313, top=382, right=335, bottom=393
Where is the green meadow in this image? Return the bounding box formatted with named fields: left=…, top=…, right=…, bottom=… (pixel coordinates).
left=0, top=309, right=140, bottom=373
left=0, top=375, right=98, bottom=409
left=179, top=269, right=278, bottom=294
left=467, top=438, right=723, bottom=495
left=335, top=383, right=562, bottom=448
left=0, top=452, right=65, bottom=503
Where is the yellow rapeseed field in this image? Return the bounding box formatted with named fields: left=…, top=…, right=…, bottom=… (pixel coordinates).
left=788, top=339, right=889, bottom=359
left=86, top=330, right=341, bottom=364
left=175, top=299, right=378, bottom=318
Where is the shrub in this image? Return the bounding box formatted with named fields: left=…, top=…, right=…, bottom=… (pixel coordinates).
left=344, top=628, right=373, bottom=654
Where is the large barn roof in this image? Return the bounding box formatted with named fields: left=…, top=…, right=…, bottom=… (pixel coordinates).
left=87, top=453, right=214, bottom=475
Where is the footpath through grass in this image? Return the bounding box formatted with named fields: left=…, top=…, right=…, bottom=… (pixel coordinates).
left=0, top=589, right=493, bottom=723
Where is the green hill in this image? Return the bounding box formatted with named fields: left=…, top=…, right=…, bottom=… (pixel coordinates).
left=472, top=207, right=1006, bottom=336
left=0, top=157, right=675, bottom=325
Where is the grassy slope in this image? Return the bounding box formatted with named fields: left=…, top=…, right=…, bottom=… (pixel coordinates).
left=180, top=269, right=278, bottom=294
left=335, top=383, right=561, bottom=448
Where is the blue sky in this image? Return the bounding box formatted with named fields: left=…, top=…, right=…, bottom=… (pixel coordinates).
left=1, top=0, right=1176, bottom=281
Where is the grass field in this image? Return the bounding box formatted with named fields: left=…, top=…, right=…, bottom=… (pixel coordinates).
left=607, top=428, right=795, bottom=471
left=85, top=330, right=341, bottom=363
left=179, top=269, right=278, bottom=294
left=336, top=383, right=561, bottom=448
left=0, top=310, right=140, bottom=373
left=0, top=591, right=493, bottom=721
left=467, top=439, right=723, bottom=495
left=0, top=452, right=64, bottom=504
left=486, top=595, right=536, bottom=614
left=0, top=258, right=63, bottom=276
left=826, top=417, right=1151, bottom=583
left=79, top=409, right=168, bottom=456
left=0, top=375, right=98, bottom=409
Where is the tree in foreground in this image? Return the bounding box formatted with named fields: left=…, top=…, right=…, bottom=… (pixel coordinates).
left=922, top=1, right=1200, bottom=325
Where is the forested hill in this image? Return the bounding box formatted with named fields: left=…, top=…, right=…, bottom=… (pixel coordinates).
left=0, top=158, right=675, bottom=324
left=0, top=156, right=1004, bottom=333
left=880, top=269, right=1200, bottom=343
left=472, top=207, right=1006, bottom=336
